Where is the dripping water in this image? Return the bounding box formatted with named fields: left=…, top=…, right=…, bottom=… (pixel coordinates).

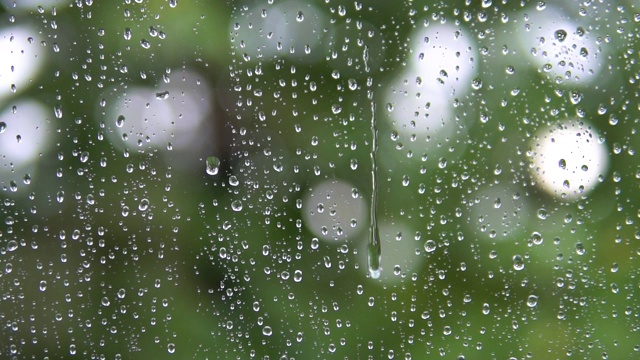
left=368, top=100, right=381, bottom=279
left=364, top=45, right=381, bottom=279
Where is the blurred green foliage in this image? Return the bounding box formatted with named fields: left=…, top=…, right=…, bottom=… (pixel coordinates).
left=1, top=0, right=640, bottom=359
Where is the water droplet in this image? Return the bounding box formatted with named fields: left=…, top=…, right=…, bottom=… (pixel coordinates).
left=482, top=303, right=490, bottom=315
left=229, top=175, right=239, bottom=186
left=140, top=39, right=151, bottom=49
left=424, top=240, right=436, bottom=253
left=579, top=47, right=588, bottom=58
left=526, top=295, right=538, bottom=308
left=39, top=280, right=47, bottom=291
left=512, top=255, right=525, bottom=271
left=471, top=78, right=483, bottom=90
left=231, top=200, right=243, bottom=212
left=138, top=198, right=149, bottom=211
left=169, top=0, right=177, bottom=8
left=155, top=91, right=169, bottom=100
left=262, top=326, right=273, bottom=336
left=531, top=232, right=543, bottom=245
left=554, top=29, right=567, bottom=42
left=167, top=343, right=176, bottom=354
left=293, top=270, right=302, bottom=282
left=537, top=208, right=548, bottom=220
left=7, top=240, right=18, bottom=252
left=558, top=158, right=566, bottom=169
left=116, top=115, right=125, bottom=127
left=54, top=104, right=62, bottom=119
left=205, top=156, right=220, bottom=175
left=0, top=122, right=5, bottom=133
left=296, top=11, right=304, bottom=22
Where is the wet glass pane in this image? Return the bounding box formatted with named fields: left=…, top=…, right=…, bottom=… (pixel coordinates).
left=1, top=0, right=639, bottom=358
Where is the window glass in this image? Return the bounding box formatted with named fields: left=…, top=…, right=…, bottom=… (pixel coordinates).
left=1, top=0, right=639, bottom=358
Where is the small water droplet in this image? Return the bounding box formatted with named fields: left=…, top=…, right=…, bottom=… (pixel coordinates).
left=512, top=255, right=525, bottom=270
left=579, top=47, right=588, bottom=58
left=205, top=156, right=220, bottom=175
left=527, top=295, right=538, bottom=307
left=155, top=91, right=169, bottom=100
left=424, top=240, right=436, bottom=253
left=140, top=39, right=151, bottom=49
left=262, top=326, right=273, bottom=336
left=116, top=115, right=125, bottom=127
left=554, top=29, right=567, bottom=42
left=558, top=158, right=566, bottom=169
left=54, top=104, right=63, bottom=119
left=231, top=200, right=243, bottom=212
left=138, top=198, right=149, bottom=211
left=7, top=240, right=18, bottom=252
left=537, top=208, right=548, bottom=220
left=296, top=11, right=304, bottom=22
left=531, top=232, right=543, bottom=245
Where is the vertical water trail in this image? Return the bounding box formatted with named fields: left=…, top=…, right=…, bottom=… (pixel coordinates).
left=368, top=100, right=381, bottom=279
left=364, top=45, right=381, bottom=278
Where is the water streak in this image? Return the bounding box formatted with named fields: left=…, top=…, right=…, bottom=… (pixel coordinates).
left=368, top=99, right=381, bottom=279
left=363, top=45, right=381, bottom=279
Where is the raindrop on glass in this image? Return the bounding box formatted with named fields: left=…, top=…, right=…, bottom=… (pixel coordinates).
left=205, top=156, right=220, bottom=175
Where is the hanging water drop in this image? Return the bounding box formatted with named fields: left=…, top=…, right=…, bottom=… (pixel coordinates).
left=205, top=156, right=220, bottom=175
left=368, top=101, right=381, bottom=279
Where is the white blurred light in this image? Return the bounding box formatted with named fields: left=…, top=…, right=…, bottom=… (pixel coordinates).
left=230, top=0, right=328, bottom=63
left=385, top=75, right=457, bottom=138
left=302, top=179, right=366, bottom=242
left=384, top=23, right=477, bottom=142
left=407, top=23, right=478, bottom=97
left=0, top=100, right=51, bottom=180
left=518, top=6, right=604, bottom=85
left=0, top=25, right=46, bottom=103
left=530, top=120, right=608, bottom=200
left=103, top=69, right=213, bottom=153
